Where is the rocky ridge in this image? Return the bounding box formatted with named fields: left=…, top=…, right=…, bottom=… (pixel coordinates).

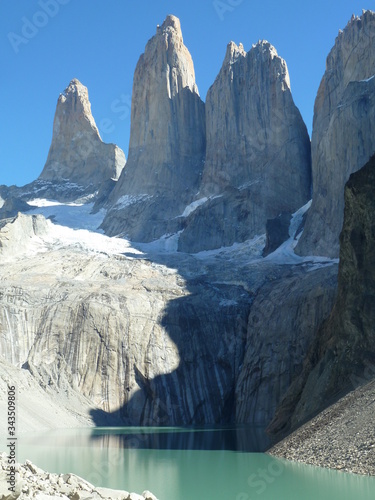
left=0, top=452, right=158, bottom=500
left=297, top=9, right=375, bottom=258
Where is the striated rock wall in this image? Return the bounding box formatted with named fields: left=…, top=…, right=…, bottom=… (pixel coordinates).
left=269, top=153, right=375, bottom=436
left=297, top=10, right=375, bottom=258
left=39, top=78, right=125, bottom=191
left=235, top=264, right=338, bottom=425
left=178, top=40, right=311, bottom=252
left=0, top=212, right=340, bottom=428
left=102, top=15, right=206, bottom=241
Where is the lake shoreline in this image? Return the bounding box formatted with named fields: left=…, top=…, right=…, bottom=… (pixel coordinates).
left=0, top=452, right=158, bottom=500
left=268, top=379, right=375, bottom=476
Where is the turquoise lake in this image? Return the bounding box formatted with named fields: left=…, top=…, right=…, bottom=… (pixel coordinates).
left=15, top=427, right=375, bottom=500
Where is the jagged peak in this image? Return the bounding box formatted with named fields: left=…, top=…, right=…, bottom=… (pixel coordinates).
left=223, top=41, right=246, bottom=66
left=251, top=40, right=279, bottom=59
left=326, top=10, right=375, bottom=84
left=335, top=9, right=375, bottom=44
left=69, top=77, right=83, bottom=87
left=60, top=78, right=89, bottom=102
left=156, top=14, right=182, bottom=39
left=161, top=14, right=181, bottom=32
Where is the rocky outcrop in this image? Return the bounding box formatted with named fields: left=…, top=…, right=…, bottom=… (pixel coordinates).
left=235, top=263, right=338, bottom=424
left=262, top=213, right=292, bottom=257
left=297, top=10, right=375, bottom=258
left=0, top=453, right=158, bottom=500
left=269, top=153, right=375, bottom=436
left=0, top=213, right=249, bottom=424
left=0, top=197, right=31, bottom=219
left=178, top=40, right=311, bottom=252
left=102, top=15, right=206, bottom=241
left=39, top=78, right=126, bottom=193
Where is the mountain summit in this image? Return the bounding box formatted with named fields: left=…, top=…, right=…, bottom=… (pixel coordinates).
left=102, top=15, right=206, bottom=240
left=178, top=39, right=311, bottom=252
left=39, top=78, right=125, bottom=189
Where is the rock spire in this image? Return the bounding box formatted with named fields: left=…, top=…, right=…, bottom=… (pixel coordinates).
left=39, top=78, right=125, bottom=189
left=178, top=40, right=311, bottom=252
left=102, top=15, right=206, bottom=240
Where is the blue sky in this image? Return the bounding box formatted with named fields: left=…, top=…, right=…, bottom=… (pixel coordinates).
left=0, top=0, right=369, bottom=187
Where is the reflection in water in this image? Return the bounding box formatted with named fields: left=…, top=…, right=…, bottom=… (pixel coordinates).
left=16, top=427, right=375, bottom=500
left=89, top=425, right=271, bottom=452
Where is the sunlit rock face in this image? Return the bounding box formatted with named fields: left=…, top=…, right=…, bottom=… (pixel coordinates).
left=102, top=15, right=206, bottom=241
left=0, top=212, right=338, bottom=428
left=39, top=78, right=125, bottom=188
left=176, top=39, right=311, bottom=253
left=297, top=10, right=375, bottom=258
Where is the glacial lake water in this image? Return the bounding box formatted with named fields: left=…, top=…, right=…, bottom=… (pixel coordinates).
left=15, top=426, right=375, bottom=500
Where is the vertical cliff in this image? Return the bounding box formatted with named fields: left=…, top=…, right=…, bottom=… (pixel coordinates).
left=178, top=40, right=311, bottom=252
left=269, top=153, right=375, bottom=435
left=297, top=10, right=375, bottom=258
left=102, top=15, right=206, bottom=241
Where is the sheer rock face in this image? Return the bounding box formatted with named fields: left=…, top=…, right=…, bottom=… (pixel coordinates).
left=178, top=40, right=311, bottom=252
left=297, top=10, right=375, bottom=258
left=102, top=15, right=206, bottom=240
left=39, top=79, right=126, bottom=189
left=0, top=213, right=338, bottom=429
left=269, top=154, right=375, bottom=436
left=235, top=264, right=338, bottom=425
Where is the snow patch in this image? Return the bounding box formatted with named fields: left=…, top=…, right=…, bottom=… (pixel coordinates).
left=263, top=200, right=338, bottom=268
left=361, top=74, right=375, bottom=83
left=238, top=180, right=261, bottom=191
left=27, top=201, right=106, bottom=232
left=219, top=299, right=238, bottom=307
left=138, top=231, right=183, bottom=253
left=44, top=222, right=143, bottom=257
left=115, top=194, right=152, bottom=210
left=193, top=234, right=266, bottom=262
left=28, top=199, right=83, bottom=208
left=180, top=198, right=208, bottom=218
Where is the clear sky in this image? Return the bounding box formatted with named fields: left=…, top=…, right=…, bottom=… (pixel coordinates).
left=0, top=0, right=370, bottom=187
